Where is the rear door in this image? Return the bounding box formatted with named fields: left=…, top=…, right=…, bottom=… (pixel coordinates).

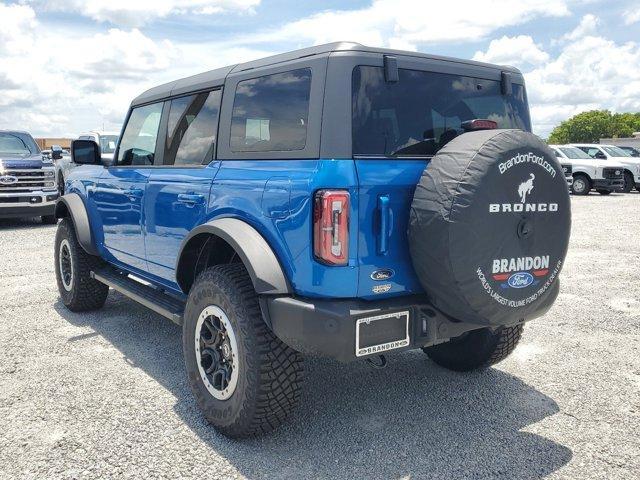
left=144, top=89, right=222, bottom=284
left=350, top=62, right=531, bottom=298
left=94, top=102, right=163, bottom=271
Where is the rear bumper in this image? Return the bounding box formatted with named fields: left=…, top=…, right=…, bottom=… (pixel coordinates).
left=593, top=178, right=624, bottom=191
left=0, top=191, right=58, bottom=219
left=265, top=295, right=507, bottom=362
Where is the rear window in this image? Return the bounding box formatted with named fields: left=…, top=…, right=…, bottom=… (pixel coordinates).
left=230, top=68, right=311, bottom=152
left=352, top=66, right=531, bottom=157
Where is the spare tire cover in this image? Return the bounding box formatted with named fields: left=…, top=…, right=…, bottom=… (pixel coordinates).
left=409, top=129, right=571, bottom=326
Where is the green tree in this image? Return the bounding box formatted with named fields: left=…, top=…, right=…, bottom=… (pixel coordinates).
left=548, top=110, right=640, bottom=144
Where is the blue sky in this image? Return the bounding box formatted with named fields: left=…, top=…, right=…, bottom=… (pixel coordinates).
left=1, top=0, right=639, bottom=138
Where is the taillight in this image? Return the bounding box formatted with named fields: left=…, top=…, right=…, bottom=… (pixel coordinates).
left=461, top=119, right=498, bottom=131
left=313, top=189, right=350, bottom=265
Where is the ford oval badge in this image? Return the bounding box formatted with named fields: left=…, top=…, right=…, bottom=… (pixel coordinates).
left=507, top=272, right=534, bottom=289
left=371, top=269, right=395, bottom=281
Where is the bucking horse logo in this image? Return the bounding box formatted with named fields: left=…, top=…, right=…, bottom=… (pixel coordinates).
left=518, top=173, right=535, bottom=203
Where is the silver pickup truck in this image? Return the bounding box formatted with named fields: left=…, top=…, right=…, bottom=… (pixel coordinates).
left=0, top=130, right=58, bottom=223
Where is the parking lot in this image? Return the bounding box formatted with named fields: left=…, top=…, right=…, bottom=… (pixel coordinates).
left=0, top=193, right=638, bottom=479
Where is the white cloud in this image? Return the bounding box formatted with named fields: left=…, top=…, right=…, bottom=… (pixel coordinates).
left=624, top=6, right=640, bottom=25
left=0, top=1, right=272, bottom=136
left=561, top=13, right=599, bottom=41
left=473, top=35, right=549, bottom=67
left=526, top=34, right=640, bottom=136
left=24, top=0, right=260, bottom=27
left=235, top=0, right=571, bottom=50
left=0, top=3, right=36, bottom=54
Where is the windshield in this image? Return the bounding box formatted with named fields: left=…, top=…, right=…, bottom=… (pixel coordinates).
left=99, top=135, right=119, bottom=154
left=0, top=133, right=34, bottom=155
left=352, top=66, right=531, bottom=157
left=559, top=146, right=592, bottom=159
left=602, top=146, right=630, bottom=157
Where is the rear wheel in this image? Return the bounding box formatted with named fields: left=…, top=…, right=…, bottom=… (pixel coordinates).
left=571, top=174, right=590, bottom=195
left=183, top=263, right=303, bottom=438
left=423, top=324, right=524, bottom=372
left=55, top=218, right=109, bottom=311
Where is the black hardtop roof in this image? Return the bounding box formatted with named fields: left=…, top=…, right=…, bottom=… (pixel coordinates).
left=131, top=41, right=521, bottom=107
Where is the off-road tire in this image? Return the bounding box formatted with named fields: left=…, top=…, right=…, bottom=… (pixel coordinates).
left=423, top=324, right=524, bottom=372
left=623, top=171, right=634, bottom=193
left=42, top=215, right=57, bottom=224
left=183, top=263, right=303, bottom=438
left=596, top=189, right=612, bottom=195
left=571, top=174, right=590, bottom=195
left=55, top=217, right=109, bottom=311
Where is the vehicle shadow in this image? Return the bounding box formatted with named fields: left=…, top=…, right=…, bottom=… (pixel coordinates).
left=55, top=293, right=572, bottom=480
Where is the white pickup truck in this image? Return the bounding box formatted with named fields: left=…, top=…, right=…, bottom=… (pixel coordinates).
left=54, top=131, right=119, bottom=195
left=549, top=145, right=625, bottom=195
left=571, top=143, right=640, bottom=193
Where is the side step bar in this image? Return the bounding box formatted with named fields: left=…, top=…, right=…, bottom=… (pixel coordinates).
left=91, top=267, right=185, bottom=325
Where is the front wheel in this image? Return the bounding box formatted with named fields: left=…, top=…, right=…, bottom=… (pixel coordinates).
left=183, top=263, right=303, bottom=438
left=55, top=218, right=109, bottom=311
left=423, top=324, right=523, bottom=372
left=571, top=174, right=590, bottom=195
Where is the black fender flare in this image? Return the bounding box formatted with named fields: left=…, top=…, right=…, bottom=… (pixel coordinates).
left=176, top=218, right=292, bottom=295
left=54, top=193, right=99, bottom=256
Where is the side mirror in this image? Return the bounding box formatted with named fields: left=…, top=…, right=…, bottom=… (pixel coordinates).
left=51, top=145, right=63, bottom=160
left=594, top=151, right=606, bottom=159
left=71, top=139, right=102, bottom=165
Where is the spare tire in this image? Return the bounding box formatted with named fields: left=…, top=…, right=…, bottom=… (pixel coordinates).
left=409, top=129, right=571, bottom=326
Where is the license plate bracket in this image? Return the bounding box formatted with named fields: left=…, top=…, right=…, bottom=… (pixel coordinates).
left=355, top=310, right=410, bottom=357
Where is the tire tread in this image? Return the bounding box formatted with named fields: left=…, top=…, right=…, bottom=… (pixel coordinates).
left=186, top=263, right=303, bottom=438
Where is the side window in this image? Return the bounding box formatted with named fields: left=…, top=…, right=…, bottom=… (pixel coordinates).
left=117, top=102, right=163, bottom=166
left=165, top=89, right=221, bottom=166
left=230, top=68, right=311, bottom=152
left=586, top=147, right=603, bottom=158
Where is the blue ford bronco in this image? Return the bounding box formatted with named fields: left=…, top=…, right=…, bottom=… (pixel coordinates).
left=54, top=42, right=571, bottom=438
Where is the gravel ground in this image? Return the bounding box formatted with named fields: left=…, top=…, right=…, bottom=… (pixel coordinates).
left=1, top=193, right=639, bottom=480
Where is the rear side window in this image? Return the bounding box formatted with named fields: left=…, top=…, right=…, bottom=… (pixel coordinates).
left=164, top=89, right=221, bottom=166
left=118, top=102, right=163, bottom=166
left=352, top=66, right=531, bottom=157
left=230, top=69, right=311, bottom=152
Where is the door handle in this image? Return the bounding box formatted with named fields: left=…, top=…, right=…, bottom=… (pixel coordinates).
left=377, top=194, right=390, bottom=255
left=177, top=193, right=205, bottom=206
left=125, top=188, right=143, bottom=200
